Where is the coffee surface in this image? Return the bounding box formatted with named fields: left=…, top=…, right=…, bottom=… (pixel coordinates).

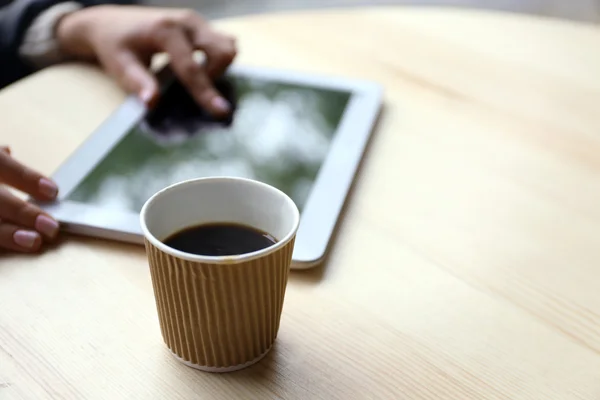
left=163, top=223, right=277, bottom=256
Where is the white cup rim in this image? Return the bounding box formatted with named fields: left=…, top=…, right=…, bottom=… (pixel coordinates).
left=139, top=176, right=300, bottom=264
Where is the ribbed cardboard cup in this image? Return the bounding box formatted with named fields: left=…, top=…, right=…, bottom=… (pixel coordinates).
left=140, top=177, right=300, bottom=373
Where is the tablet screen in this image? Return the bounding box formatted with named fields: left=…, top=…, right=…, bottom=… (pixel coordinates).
left=67, top=75, right=351, bottom=212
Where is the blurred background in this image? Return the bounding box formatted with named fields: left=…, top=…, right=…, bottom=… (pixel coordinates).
left=145, top=0, right=600, bottom=22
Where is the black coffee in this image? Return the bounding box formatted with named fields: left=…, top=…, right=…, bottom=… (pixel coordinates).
left=163, top=223, right=277, bottom=256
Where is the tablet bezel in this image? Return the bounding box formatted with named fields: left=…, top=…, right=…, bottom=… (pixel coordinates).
left=37, top=65, right=382, bottom=269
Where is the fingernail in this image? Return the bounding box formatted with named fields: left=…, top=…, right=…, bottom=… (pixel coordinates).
left=38, top=178, right=58, bottom=198
left=211, top=96, right=231, bottom=113
left=139, top=88, right=154, bottom=104
left=35, top=214, right=59, bottom=238
left=14, top=230, right=40, bottom=249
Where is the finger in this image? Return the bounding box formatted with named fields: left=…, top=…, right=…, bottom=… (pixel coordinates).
left=153, top=25, right=231, bottom=116
left=0, top=188, right=59, bottom=239
left=0, top=220, right=42, bottom=253
left=1, top=146, right=10, bottom=155
left=101, top=49, right=159, bottom=106
left=180, top=12, right=236, bottom=77
left=0, top=152, right=58, bottom=200
left=192, top=28, right=237, bottom=78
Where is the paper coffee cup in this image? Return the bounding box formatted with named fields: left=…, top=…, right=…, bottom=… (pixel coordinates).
left=140, top=177, right=300, bottom=372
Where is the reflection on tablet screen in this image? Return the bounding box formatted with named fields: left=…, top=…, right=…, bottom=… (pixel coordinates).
left=67, top=75, right=351, bottom=212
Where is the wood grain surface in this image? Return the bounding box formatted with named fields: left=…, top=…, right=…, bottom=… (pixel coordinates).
left=1, top=7, right=600, bottom=399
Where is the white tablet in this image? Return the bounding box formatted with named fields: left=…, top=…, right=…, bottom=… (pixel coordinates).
left=37, top=64, right=382, bottom=269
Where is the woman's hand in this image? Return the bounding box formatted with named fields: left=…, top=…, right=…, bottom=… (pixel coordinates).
left=56, top=5, right=237, bottom=116
left=0, top=147, right=59, bottom=253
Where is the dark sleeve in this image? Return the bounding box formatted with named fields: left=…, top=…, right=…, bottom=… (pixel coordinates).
left=0, top=0, right=67, bottom=89
left=0, top=0, right=110, bottom=90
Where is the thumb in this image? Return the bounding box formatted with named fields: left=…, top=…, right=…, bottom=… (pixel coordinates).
left=106, top=50, right=159, bottom=106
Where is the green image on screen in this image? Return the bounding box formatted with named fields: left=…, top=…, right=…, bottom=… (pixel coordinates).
left=67, top=76, right=351, bottom=212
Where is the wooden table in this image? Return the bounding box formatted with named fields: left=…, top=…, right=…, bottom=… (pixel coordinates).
left=2, top=7, right=600, bottom=399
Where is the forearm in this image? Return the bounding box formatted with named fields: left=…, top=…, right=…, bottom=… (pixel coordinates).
left=19, top=1, right=83, bottom=69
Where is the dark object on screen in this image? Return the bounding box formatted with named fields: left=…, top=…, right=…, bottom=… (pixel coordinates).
left=144, top=76, right=238, bottom=137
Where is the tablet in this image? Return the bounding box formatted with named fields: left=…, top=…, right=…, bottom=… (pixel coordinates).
left=37, top=64, right=382, bottom=269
